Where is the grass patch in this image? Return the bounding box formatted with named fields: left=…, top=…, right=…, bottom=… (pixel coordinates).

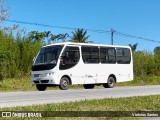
left=117, top=76, right=160, bottom=86
left=0, top=78, right=36, bottom=92
left=1, top=95, right=160, bottom=119
left=2, top=95, right=160, bottom=111
left=0, top=76, right=160, bottom=92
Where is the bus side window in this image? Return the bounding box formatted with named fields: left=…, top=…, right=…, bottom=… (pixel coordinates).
left=116, top=48, right=131, bottom=64
left=59, top=46, right=80, bottom=70
left=108, top=48, right=116, bottom=63
left=100, top=47, right=116, bottom=64
left=81, top=46, right=91, bottom=63
left=100, top=47, right=108, bottom=63
left=82, top=46, right=99, bottom=64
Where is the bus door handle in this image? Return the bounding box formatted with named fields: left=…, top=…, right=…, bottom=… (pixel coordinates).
left=88, top=75, right=93, bottom=78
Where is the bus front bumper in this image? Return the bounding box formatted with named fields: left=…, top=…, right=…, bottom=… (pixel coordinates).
left=31, top=76, right=58, bottom=85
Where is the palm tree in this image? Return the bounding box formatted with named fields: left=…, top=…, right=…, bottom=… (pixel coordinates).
left=50, top=34, right=58, bottom=43
left=50, top=33, right=69, bottom=43
left=128, top=43, right=138, bottom=52
left=56, top=33, right=69, bottom=42
left=29, top=31, right=45, bottom=43
left=44, top=31, right=51, bottom=44
left=71, top=28, right=92, bottom=43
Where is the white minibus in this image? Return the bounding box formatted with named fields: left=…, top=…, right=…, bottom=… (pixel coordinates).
left=31, top=42, right=133, bottom=90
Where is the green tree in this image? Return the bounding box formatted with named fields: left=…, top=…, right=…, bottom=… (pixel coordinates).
left=71, top=29, right=92, bottom=43
left=154, top=46, right=160, bottom=75
left=50, top=33, right=69, bottom=43
left=0, top=29, right=43, bottom=79
left=44, top=31, right=51, bottom=44
left=133, top=51, right=156, bottom=76
left=0, top=0, right=9, bottom=23
left=56, top=33, right=69, bottom=42
left=154, top=46, right=160, bottom=54
left=29, top=31, right=45, bottom=43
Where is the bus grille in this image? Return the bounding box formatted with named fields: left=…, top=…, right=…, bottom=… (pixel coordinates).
left=34, top=81, right=40, bottom=84
left=41, top=80, right=49, bottom=83
left=34, top=74, right=40, bottom=77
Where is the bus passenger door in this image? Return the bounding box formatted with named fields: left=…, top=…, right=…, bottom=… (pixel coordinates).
left=59, top=46, right=84, bottom=84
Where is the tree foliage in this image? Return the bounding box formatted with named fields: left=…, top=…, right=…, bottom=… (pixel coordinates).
left=50, top=33, right=69, bottom=43
left=133, top=51, right=156, bottom=76
left=0, top=30, right=42, bottom=80
left=0, top=27, right=160, bottom=80
left=71, top=28, right=92, bottom=43
left=154, top=46, right=160, bottom=75
left=0, top=29, right=70, bottom=80
left=154, top=46, right=160, bottom=54
left=0, top=0, right=9, bottom=23
left=128, top=44, right=160, bottom=76
left=29, top=31, right=69, bottom=44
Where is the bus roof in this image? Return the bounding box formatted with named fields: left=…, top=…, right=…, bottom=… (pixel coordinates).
left=43, top=42, right=131, bottom=49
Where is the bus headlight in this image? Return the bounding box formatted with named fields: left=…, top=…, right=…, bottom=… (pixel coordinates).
left=32, top=72, right=54, bottom=78
left=48, top=72, right=54, bottom=76
left=39, top=73, right=48, bottom=77
left=39, top=72, right=54, bottom=77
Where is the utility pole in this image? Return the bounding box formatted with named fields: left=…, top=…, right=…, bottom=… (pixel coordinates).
left=111, top=29, right=116, bottom=45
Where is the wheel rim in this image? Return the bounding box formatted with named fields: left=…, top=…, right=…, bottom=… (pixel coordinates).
left=62, top=80, right=68, bottom=87
left=109, top=78, right=115, bottom=87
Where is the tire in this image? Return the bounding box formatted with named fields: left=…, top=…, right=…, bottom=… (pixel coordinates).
left=103, top=76, right=115, bottom=88
left=59, top=77, right=70, bottom=90
left=36, top=85, right=47, bottom=91
left=83, top=84, right=95, bottom=89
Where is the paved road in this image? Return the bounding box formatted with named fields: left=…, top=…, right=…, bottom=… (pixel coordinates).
left=0, top=85, right=160, bottom=108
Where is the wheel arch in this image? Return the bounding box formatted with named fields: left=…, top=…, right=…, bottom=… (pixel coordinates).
left=108, top=74, right=117, bottom=83
left=60, top=75, right=72, bottom=85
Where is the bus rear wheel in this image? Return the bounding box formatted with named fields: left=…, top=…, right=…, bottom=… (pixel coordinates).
left=59, top=77, right=70, bottom=90
left=83, top=84, right=95, bottom=89
left=36, top=85, right=47, bottom=91
left=103, top=76, right=115, bottom=88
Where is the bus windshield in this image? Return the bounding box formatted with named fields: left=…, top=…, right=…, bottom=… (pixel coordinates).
left=34, top=45, right=64, bottom=65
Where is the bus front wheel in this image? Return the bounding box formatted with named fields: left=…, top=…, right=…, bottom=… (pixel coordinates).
left=59, top=77, right=70, bottom=90
left=36, top=85, right=47, bottom=91
left=103, top=76, right=115, bottom=88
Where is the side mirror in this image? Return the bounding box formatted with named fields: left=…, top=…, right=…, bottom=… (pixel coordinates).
left=33, top=57, right=35, bottom=61
left=32, top=57, right=35, bottom=65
